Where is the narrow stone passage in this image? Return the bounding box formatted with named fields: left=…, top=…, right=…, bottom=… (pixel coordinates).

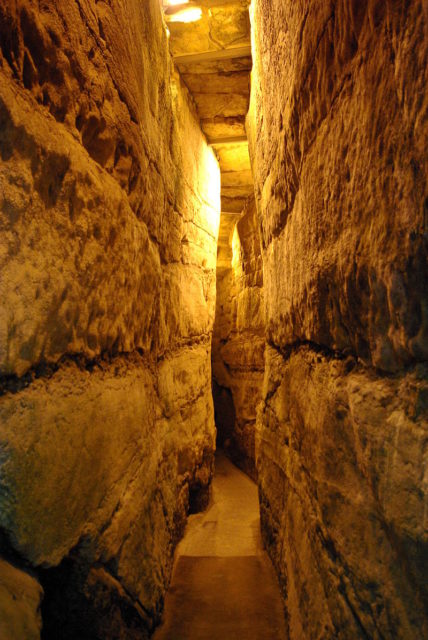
left=153, top=452, right=287, bottom=640
left=1, top=2, right=426, bottom=637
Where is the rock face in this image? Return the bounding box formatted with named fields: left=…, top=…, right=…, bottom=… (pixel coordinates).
left=164, top=0, right=254, bottom=234
left=0, top=558, right=43, bottom=640
left=0, top=0, right=220, bottom=637
left=168, top=0, right=251, bottom=145
left=162, top=0, right=258, bottom=477
left=248, top=1, right=428, bottom=638
left=212, top=197, right=264, bottom=478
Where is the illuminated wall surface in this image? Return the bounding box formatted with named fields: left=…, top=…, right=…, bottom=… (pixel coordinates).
left=212, top=195, right=265, bottom=479
left=0, top=0, right=427, bottom=639
left=248, top=1, right=428, bottom=639
left=0, top=0, right=219, bottom=637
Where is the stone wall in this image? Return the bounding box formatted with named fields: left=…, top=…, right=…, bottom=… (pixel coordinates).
left=248, top=0, right=428, bottom=638
left=0, top=558, right=42, bottom=640
left=0, top=0, right=220, bottom=637
left=212, top=197, right=264, bottom=479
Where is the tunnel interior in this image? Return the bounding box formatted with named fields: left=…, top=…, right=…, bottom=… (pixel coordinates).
left=0, top=1, right=427, bottom=639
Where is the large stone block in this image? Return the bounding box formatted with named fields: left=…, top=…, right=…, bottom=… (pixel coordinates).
left=248, top=0, right=428, bottom=636
left=0, top=346, right=215, bottom=635
left=257, top=346, right=428, bottom=639
left=0, top=0, right=220, bottom=377
left=248, top=0, right=427, bottom=373
left=0, top=0, right=220, bottom=635
left=0, top=558, right=43, bottom=640
left=212, top=198, right=264, bottom=478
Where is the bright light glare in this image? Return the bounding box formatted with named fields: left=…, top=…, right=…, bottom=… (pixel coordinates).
left=204, top=152, right=221, bottom=240
left=231, top=224, right=242, bottom=273
left=168, top=7, right=202, bottom=23
left=164, top=0, right=189, bottom=5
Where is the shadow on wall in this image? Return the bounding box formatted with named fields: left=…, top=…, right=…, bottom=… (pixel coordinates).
left=210, top=196, right=264, bottom=481
left=212, top=380, right=236, bottom=450
left=39, top=553, right=152, bottom=640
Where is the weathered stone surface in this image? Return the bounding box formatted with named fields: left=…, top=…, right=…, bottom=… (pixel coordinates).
left=177, top=57, right=252, bottom=77
left=164, top=0, right=253, bottom=230
left=248, top=0, right=427, bottom=373
left=258, top=346, right=428, bottom=639
left=201, top=116, right=247, bottom=140
left=182, top=71, right=250, bottom=95
left=0, top=558, right=43, bottom=640
left=0, top=0, right=219, bottom=635
left=41, top=562, right=154, bottom=640
left=212, top=198, right=264, bottom=478
left=0, top=0, right=220, bottom=376
left=177, top=55, right=252, bottom=142
left=217, top=212, right=240, bottom=271
left=191, top=92, right=249, bottom=119
left=215, top=143, right=252, bottom=173
left=248, top=0, right=428, bottom=637
left=214, top=141, right=254, bottom=216
left=222, top=169, right=253, bottom=188
left=167, top=1, right=251, bottom=58
left=221, top=193, right=249, bottom=213
left=0, top=349, right=214, bottom=568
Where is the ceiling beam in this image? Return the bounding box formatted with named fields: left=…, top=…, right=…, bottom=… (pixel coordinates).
left=173, top=45, right=251, bottom=65
left=198, top=0, right=251, bottom=6
left=164, top=0, right=250, bottom=9
left=209, top=135, right=248, bottom=145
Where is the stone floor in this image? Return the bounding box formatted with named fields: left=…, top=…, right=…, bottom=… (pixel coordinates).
left=153, top=452, right=287, bottom=640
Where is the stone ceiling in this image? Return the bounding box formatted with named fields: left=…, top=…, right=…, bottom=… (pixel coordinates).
left=161, top=0, right=254, bottom=270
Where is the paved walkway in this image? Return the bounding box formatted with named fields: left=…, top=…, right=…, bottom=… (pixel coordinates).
left=153, top=452, right=287, bottom=640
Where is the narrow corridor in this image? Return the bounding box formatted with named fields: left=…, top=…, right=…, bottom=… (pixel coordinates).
left=153, top=452, right=287, bottom=640
left=1, top=1, right=426, bottom=638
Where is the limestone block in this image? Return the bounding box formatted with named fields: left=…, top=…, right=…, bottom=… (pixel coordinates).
left=222, top=170, right=254, bottom=188
left=215, top=144, right=252, bottom=174
left=0, top=358, right=159, bottom=566
left=201, top=116, right=247, bottom=140
left=221, top=193, right=248, bottom=213
left=220, top=335, right=265, bottom=372
left=248, top=1, right=428, bottom=635
left=177, top=57, right=252, bottom=77
left=209, top=4, right=251, bottom=48
left=0, top=0, right=220, bottom=377
left=0, top=84, right=162, bottom=376
left=0, top=345, right=215, bottom=630
left=168, top=2, right=251, bottom=57
left=257, top=346, right=428, bottom=639
left=212, top=197, right=264, bottom=477
left=0, top=559, right=43, bottom=640
left=182, top=72, right=250, bottom=96
left=193, top=93, right=250, bottom=119
left=0, top=0, right=219, bottom=635
left=248, top=0, right=428, bottom=372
